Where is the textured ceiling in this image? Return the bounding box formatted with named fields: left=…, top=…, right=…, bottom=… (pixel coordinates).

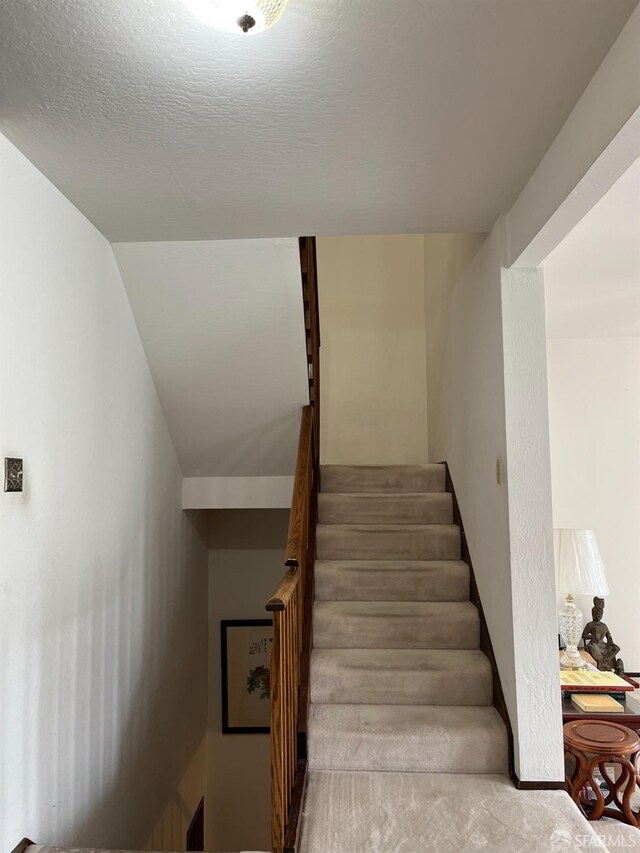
left=544, top=157, right=640, bottom=338
left=113, top=238, right=309, bottom=476
left=0, top=0, right=637, bottom=241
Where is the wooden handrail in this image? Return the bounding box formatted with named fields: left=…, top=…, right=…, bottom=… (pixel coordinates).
left=266, top=564, right=301, bottom=612
left=266, top=237, right=320, bottom=853
left=284, top=405, right=313, bottom=565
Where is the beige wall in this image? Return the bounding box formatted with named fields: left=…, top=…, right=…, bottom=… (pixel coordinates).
left=317, top=235, right=428, bottom=465
left=424, top=233, right=486, bottom=461
left=206, top=509, right=289, bottom=853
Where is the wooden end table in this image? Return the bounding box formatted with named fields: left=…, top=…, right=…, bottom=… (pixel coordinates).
left=564, top=719, right=640, bottom=825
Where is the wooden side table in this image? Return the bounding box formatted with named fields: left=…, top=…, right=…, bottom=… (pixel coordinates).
left=564, top=719, right=640, bottom=826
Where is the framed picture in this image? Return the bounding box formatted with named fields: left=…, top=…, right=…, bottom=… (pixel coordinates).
left=221, top=619, right=273, bottom=734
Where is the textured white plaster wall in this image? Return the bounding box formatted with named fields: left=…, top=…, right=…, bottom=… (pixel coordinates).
left=206, top=510, right=289, bottom=853
left=317, top=235, right=428, bottom=465
left=501, top=268, right=564, bottom=782
left=426, top=225, right=519, bottom=760
left=425, top=224, right=563, bottom=781
left=547, top=338, right=640, bottom=670
left=0, top=133, right=208, bottom=851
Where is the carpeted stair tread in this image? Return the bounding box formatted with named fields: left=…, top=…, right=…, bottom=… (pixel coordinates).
left=313, top=600, right=479, bottom=649
left=321, top=464, right=446, bottom=494
left=307, top=703, right=508, bottom=773
left=317, top=523, right=461, bottom=561
left=298, top=771, right=610, bottom=852
left=318, top=492, right=453, bottom=525
left=310, top=648, right=492, bottom=706
left=315, top=559, right=469, bottom=601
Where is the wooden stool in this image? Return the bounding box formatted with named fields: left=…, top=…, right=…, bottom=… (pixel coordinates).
left=564, top=719, right=640, bottom=826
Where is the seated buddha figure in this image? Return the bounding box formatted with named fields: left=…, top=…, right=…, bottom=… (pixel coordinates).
left=581, top=597, right=624, bottom=675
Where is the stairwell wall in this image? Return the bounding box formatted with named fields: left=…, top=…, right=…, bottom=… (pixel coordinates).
left=424, top=225, right=564, bottom=782
left=0, top=133, right=208, bottom=851
left=206, top=509, right=289, bottom=853
left=316, top=234, right=428, bottom=466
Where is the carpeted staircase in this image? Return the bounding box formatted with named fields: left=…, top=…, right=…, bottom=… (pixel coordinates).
left=298, top=464, right=614, bottom=852
left=307, top=463, right=508, bottom=777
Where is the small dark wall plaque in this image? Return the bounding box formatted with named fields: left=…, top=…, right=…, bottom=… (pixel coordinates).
left=4, top=458, right=23, bottom=492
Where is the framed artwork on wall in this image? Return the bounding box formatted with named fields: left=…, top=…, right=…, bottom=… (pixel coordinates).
left=221, top=619, right=273, bottom=734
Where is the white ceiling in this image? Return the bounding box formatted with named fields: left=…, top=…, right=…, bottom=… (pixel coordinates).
left=0, top=0, right=636, bottom=242
left=543, top=158, right=640, bottom=338
left=113, top=237, right=309, bottom=476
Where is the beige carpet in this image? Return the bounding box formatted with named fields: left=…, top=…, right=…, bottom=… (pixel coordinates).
left=299, top=771, right=617, bottom=853
left=308, top=464, right=506, bottom=777
left=304, top=465, right=625, bottom=852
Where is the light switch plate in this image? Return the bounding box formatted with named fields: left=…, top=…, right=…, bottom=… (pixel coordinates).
left=4, top=457, right=23, bottom=492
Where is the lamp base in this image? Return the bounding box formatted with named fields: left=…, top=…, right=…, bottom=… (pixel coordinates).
left=560, top=646, right=588, bottom=670
left=559, top=593, right=586, bottom=670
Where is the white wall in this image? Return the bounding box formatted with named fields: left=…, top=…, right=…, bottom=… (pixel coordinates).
left=0, top=133, right=208, bottom=852
left=114, top=239, right=309, bottom=478
left=426, top=227, right=517, bottom=747
left=317, top=235, right=428, bottom=465
left=206, top=510, right=289, bottom=853
left=506, top=6, right=640, bottom=267
left=547, top=338, right=640, bottom=670
left=425, top=226, right=564, bottom=782
left=501, top=266, right=564, bottom=781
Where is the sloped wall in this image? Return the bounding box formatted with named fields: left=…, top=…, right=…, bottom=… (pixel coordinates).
left=0, top=133, right=208, bottom=851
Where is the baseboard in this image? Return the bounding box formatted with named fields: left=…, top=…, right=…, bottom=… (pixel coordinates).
left=511, top=772, right=566, bottom=791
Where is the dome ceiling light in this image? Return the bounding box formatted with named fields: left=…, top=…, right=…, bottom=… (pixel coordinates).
left=183, top=0, right=288, bottom=34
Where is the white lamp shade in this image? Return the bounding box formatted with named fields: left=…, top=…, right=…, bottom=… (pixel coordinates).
left=554, top=528, right=609, bottom=596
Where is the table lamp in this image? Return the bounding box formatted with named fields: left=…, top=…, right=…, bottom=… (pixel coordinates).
left=554, top=528, right=609, bottom=670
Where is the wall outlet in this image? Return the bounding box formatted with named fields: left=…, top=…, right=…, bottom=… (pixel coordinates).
left=4, top=457, right=23, bottom=492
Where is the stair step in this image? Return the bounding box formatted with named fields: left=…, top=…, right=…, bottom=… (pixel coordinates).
left=321, top=464, right=446, bottom=494
left=315, top=559, right=469, bottom=601
left=313, top=601, right=479, bottom=649
left=318, top=493, right=453, bottom=525
left=307, top=703, right=507, bottom=773
left=310, top=648, right=492, bottom=706
left=317, top=524, right=460, bottom=561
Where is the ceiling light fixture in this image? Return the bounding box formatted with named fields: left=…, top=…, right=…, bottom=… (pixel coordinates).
left=184, top=0, right=288, bottom=34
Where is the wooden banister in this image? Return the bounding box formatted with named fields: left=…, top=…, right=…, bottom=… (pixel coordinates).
left=266, top=564, right=301, bottom=612
left=266, top=237, right=320, bottom=853
left=284, top=405, right=313, bottom=564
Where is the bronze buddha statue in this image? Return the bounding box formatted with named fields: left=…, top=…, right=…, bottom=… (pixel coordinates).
left=581, top=596, right=624, bottom=676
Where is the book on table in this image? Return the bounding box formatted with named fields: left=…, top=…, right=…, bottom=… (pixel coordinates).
left=560, top=670, right=633, bottom=692
left=571, top=693, right=624, bottom=713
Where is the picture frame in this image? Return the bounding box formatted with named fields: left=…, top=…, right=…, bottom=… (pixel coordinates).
left=221, top=618, right=273, bottom=734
